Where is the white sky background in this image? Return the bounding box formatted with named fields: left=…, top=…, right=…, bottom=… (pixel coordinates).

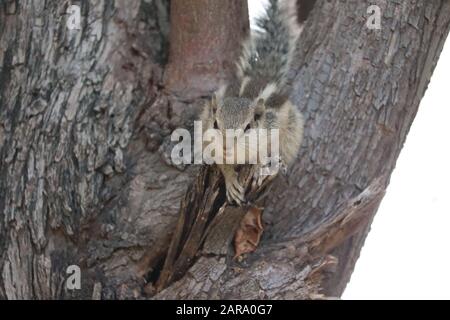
left=248, top=0, right=450, bottom=299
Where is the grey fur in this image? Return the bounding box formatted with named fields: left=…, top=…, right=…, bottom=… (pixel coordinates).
left=199, top=0, right=304, bottom=205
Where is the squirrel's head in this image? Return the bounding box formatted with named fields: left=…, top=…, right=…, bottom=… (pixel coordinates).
left=202, top=94, right=266, bottom=164
left=208, top=95, right=266, bottom=133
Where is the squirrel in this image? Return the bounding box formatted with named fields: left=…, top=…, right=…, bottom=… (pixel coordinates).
left=200, top=0, right=305, bottom=205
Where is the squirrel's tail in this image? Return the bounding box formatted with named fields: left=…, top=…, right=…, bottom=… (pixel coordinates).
left=236, top=0, right=302, bottom=94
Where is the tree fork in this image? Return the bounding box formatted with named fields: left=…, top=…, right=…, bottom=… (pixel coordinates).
left=0, top=0, right=449, bottom=299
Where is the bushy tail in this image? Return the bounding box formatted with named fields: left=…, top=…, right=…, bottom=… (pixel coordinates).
left=237, top=0, right=302, bottom=92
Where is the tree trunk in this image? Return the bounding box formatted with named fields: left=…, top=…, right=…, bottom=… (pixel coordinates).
left=0, top=0, right=449, bottom=299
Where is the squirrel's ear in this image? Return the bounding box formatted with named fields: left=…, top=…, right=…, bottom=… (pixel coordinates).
left=255, top=98, right=266, bottom=115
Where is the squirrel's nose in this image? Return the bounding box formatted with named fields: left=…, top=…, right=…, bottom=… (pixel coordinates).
left=223, top=147, right=233, bottom=156
left=222, top=135, right=238, bottom=146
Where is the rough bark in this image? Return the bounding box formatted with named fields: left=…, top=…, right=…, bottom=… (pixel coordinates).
left=0, top=0, right=449, bottom=299
left=0, top=0, right=173, bottom=299
left=164, top=0, right=249, bottom=98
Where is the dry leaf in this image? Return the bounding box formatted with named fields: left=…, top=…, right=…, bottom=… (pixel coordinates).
left=234, top=206, right=264, bottom=259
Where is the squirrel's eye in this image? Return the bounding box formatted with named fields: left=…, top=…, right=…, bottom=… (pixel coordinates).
left=244, top=123, right=251, bottom=132
left=213, top=121, right=219, bottom=129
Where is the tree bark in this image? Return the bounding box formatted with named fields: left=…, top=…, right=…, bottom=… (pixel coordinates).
left=0, top=0, right=449, bottom=299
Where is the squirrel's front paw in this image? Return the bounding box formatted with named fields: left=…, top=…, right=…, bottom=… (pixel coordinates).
left=252, top=160, right=284, bottom=188
left=225, top=178, right=245, bottom=206
left=252, top=166, right=271, bottom=188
